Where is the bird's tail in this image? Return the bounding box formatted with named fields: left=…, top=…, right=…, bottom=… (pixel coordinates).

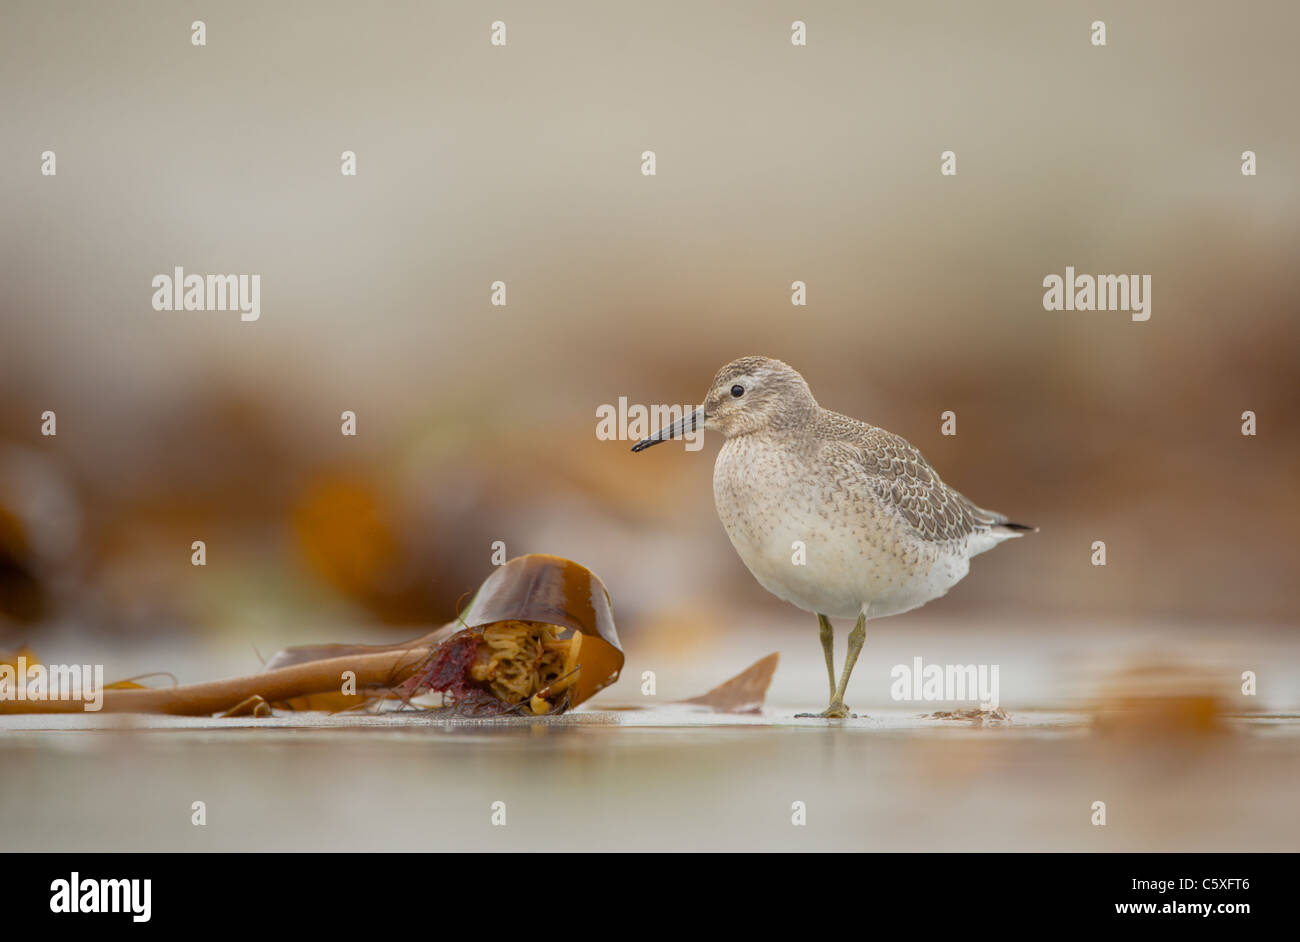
left=968, top=515, right=1035, bottom=556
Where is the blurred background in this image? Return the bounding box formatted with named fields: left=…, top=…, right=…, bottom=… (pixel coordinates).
left=0, top=0, right=1297, bottom=708
left=2, top=0, right=1299, bottom=855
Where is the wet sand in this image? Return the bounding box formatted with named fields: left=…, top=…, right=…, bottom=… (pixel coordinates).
left=2, top=709, right=1297, bottom=852
left=4, top=616, right=1297, bottom=852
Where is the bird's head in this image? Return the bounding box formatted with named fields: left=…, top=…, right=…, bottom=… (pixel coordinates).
left=702, top=356, right=818, bottom=438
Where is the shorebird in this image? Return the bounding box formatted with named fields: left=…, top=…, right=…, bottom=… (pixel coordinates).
left=632, top=356, right=1032, bottom=718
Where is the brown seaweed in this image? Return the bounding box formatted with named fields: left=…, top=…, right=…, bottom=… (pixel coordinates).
left=678, top=653, right=779, bottom=714
left=0, top=555, right=623, bottom=717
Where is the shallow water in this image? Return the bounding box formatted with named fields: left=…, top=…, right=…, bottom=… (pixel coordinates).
left=2, top=707, right=1297, bottom=852
left=5, top=614, right=1298, bottom=851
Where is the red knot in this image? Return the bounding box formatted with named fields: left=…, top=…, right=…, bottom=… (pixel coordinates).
left=632, top=355, right=1033, bottom=719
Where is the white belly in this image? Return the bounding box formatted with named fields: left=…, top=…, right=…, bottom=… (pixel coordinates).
left=712, top=437, right=970, bottom=619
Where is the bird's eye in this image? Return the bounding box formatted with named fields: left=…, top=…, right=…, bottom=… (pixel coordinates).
left=730, top=384, right=745, bottom=398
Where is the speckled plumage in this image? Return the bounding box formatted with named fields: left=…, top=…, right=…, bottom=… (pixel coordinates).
left=700, top=356, right=1027, bottom=620
left=713, top=408, right=1019, bottom=620
left=633, top=355, right=1031, bottom=715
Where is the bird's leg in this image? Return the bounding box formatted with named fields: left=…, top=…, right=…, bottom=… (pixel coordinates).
left=816, top=613, right=835, bottom=699
left=822, top=610, right=867, bottom=718
left=795, top=614, right=839, bottom=718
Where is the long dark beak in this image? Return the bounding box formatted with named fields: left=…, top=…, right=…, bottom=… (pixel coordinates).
left=631, top=406, right=705, bottom=452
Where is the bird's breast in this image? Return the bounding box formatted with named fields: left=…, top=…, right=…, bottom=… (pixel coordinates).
left=712, top=435, right=964, bottom=618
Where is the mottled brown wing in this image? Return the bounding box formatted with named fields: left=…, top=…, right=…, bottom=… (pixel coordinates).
left=815, top=414, right=1003, bottom=545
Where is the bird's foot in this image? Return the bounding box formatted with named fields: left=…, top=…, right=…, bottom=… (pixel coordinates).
left=796, top=702, right=856, bottom=719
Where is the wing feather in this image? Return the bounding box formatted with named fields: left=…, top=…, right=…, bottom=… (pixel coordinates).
left=813, top=412, right=1005, bottom=545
